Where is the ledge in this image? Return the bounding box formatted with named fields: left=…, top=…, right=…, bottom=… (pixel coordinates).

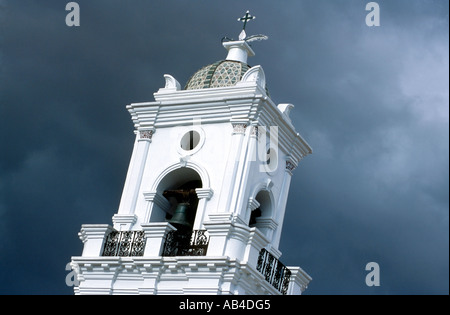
left=287, top=266, right=313, bottom=295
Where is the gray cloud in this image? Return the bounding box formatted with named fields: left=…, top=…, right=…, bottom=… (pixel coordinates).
left=0, top=0, right=448, bottom=294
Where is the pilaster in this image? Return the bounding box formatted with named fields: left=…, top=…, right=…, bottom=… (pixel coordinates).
left=78, top=225, right=115, bottom=257
left=287, top=267, right=312, bottom=295
left=117, top=130, right=154, bottom=216
left=141, top=222, right=177, bottom=256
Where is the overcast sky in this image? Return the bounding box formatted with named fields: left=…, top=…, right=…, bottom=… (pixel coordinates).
left=0, top=0, right=448, bottom=295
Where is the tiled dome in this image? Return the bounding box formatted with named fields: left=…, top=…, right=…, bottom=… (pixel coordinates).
left=185, top=60, right=251, bottom=90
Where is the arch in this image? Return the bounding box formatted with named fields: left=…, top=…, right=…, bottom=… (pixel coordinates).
left=146, top=162, right=211, bottom=226
left=250, top=190, right=275, bottom=224
left=150, top=161, right=210, bottom=193
left=249, top=180, right=275, bottom=219
left=247, top=184, right=277, bottom=240
left=155, top=167, right=202, bottom=194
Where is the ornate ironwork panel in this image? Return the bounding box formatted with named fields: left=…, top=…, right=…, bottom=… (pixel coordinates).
left=130, top=231, right=146, bottom=256
left=102, top=231, right=146, bottom=257
left=102, top=231, right=120, bottom=256
left=162, top=230, right=210, bottom=257
left=117, top=231, right=133, bottom=257
left=256, top=248, right=292, bottom=295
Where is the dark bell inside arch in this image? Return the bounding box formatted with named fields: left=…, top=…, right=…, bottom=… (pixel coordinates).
left=168, top=203, right=193, bottom=231
left=163, top=180, right=202, bottom=231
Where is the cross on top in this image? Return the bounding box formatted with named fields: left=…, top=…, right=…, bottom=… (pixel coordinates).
left=238, top=10, right=256, bottom=30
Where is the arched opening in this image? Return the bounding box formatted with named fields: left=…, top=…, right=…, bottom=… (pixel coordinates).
left=149, top=168, right=202, bottom=231
left=249, top=190, right=274, bottom=237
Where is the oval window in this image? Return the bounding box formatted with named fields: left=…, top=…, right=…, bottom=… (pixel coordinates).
left=180, top=130, right=201, bottom=151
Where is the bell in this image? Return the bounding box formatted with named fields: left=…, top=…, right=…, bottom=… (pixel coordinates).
left=169, top=203, right=193, bottom=231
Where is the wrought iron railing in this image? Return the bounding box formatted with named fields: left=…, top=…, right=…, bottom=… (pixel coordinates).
left=162, top=230, right=210, bottom=257
left=256, top=248, right=291, bottom=295
left=102, top=231, right=146, bottom=257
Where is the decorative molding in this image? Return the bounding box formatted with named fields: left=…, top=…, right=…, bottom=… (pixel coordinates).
left=128, top=92, right=313, bottom=163
left=78, top=225, right=115, bottom=244
left=150, top=161, right=211, bottom=192
left=277, top=104, right=294, bottom=117
left=163, top=74, right=181, bottom=91
left=232, top=123, right=247, bottom=134
left=78, top=225, right=116, bottom=257
left=247, top=197, right=261, bottom=212
left=250, top=125, right=259, bottom=138
left=195, top=188, right=214, bottom=200
left=265, top=178, right=274, bottom=191
left=156, top=74, right=181, bottom=94
left=139, top=130, right=154, bottom=140
left=207, top=213, right=234, bottom=222
left=112, top=214, right=138, bottom=231
left=254, top=218, right=278, bottom=231
left=287, top=267, right=313, bottom=294
left=143, top=192, right=170, bottom=212
left=277, top=104, right=294, bottom=124
left=240, top=65, right=266, bottom=89
left=179, top=156, right=191, bottom=168
left=71, top=256, right=298, bottom=295
left=286, top=161, right=297, bottom=174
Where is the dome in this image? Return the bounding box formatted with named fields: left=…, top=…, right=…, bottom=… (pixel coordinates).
left=185, top=60, right=251, bottom=90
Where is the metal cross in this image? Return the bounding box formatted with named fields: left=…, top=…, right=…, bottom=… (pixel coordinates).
left=238, top=10, right=255, bottom=30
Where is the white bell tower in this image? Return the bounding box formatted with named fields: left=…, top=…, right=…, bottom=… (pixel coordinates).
left=71, top=11, right=313, bottom=295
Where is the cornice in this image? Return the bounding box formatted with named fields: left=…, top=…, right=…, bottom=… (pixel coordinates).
left=127, top=82, right=312, bottom=163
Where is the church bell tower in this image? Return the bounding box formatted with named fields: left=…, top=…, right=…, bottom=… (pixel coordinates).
left=71, top=11, right=313, bottom=295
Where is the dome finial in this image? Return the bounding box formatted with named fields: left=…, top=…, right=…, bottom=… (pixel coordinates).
left=238, top=10, right=255, bottom=31
left=219, top=11, right=268, bottom=63
left=237, top=10, right=256, bottom=40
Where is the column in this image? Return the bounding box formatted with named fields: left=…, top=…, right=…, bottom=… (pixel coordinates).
left=115, top=129, right=154, bottom=228
left=193, top=188, right=214, bottom=230
left=215, top=123, right=248, bottom=215
left=272, top=159, right=297, bottom=248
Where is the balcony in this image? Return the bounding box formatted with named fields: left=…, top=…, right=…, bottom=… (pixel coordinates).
left=76, top=223, right=310, bottom=295
left=256, top=248, right=292, bottom=295
left=98, top=227, right=210, bottom=258
left=102, top=231, right=146, bottom=257
left=162, top=230, right=210, bottom=257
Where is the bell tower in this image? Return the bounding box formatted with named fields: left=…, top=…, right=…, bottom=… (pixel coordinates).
left=71, top=11, right=313, bottom=295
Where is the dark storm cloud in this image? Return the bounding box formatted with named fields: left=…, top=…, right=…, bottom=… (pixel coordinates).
left=0, top=0, right=448, bottom=294
left=276, top=0, right=449, bottom=294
